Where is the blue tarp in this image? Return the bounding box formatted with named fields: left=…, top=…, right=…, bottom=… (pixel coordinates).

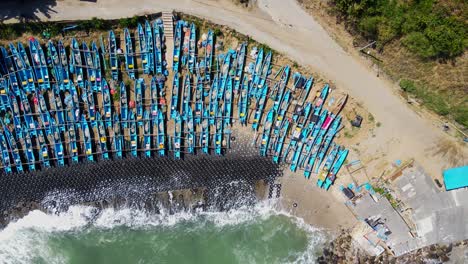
left=443, top=166, right=468, bottom=191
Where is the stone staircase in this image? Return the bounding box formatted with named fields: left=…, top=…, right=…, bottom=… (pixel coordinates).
left=162, top=11, right=174, bottom=72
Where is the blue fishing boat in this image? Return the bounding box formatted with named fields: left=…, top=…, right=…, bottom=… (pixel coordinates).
left=137, top=23, right=150, bottom=74
left=181, top=22, right=191, bottom=68
left=255, top=51, right=272, bottom=99
left=272, top=66, right=290, bottom=112
left=186, top=107, right=195, bottom=154
left=314, top=116, right=342, bottom=173
left=120, top=81, right=128, bottom=128
left=38, top=92, right=52, bottom=133
left=233, top=43, right=246, bottom=94
left=218, top=52, right=232, bottom=101
left=47, top=41, right=63, bottom=87
left=223, top=77, right=233, bottom=127
left=65, top=83, right=80, bottom=123
left=50, top=119, right=65, bottom=167
left=99, top=34, right=108, bottom=71
left=80, top=114, right=94, bottom=162
left=143, top=110, right=152, bottom=158
left=37, top=129, right=51, bottom=168
left=9, top=43, right=34, bottom=92
left=113, top=113, right=123, bottom=159
left=151, top=104, right=165, bottom=157
left=0, top=131, right=12, bottom=174
left=201, top=108, right=210, bottom=154
left=173, top=112, right=182, bottom=159
left=109, top=30, right=119, bottom=80
left=272, top=119, right=290, bottom=164
left=317, top=143, right=338, bottom=188
left=96, top=111, right=109, bottom=160
left=150, top=76, right=159, bottom=105
left=82, top=41, right=97, bottom=91
left=85, top=82, right=97, bottom=127
left=323, top=149, right=349, bottom=190
left=29, top=38, right=50, bottom=90
left=9, top=92, right=23, bottom=139
left=91, top=41, right=102, bottom=92
left=238, top=75, right=250, bottom=125
left=303, top=112, right=331, bottom=178
left=124, top=28, right=136, bottom=79
left=299, top=108, right=328, bottom=169
left=0, top=79, right=8, bottom=111
left=129, top=111, right=138, bottom=158
left=214, top=110, right=223, bottom=155
left=57, top=40, right=71, bottom=90
left=0, top=46, right=20, bottom=95
left=204, top=30, right=214, bottom=84
left=135, top=78, right=144, bottom=125
left=173, top=21, right=183, bottom=73
left=292, top=76, right=314, bottom=123
left=153, top=20, right=164, bottom=75
left=208, top=75, right=219, bottom=125
left=170, top=73, right=180, bottom=119
left=188, top=23, right=196, bottom=73
left=22, top=125, right=36, bottom=171
left=71, top=38, right=84, bottom=88
left=101, top=78, right=112, bottom=128
left=251, top=83, right=269, bottom=131
left=145, top=20, right=154, bottom=74
left=17, top=42, right=36, bottom=91
left=272, top=90, right=291, bottom=137
left=260, top=108, right=275, bottom=156
left=289, top=127, right=311, bottom=172
left=4, top=127, right=23, bottom=173
left=181, top=74, right=191, bottom=120
left=282, top=102, right=312, bottom=163
left=250, top=48, right=263, bottom=98
left=52, top=92, right=66, bottom=132
left=67, top=123, right=79, bottom=164
left=194, top=74, right=204, bottom=125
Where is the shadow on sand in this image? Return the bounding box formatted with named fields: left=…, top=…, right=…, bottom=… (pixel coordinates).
left=0, top=0, right=58, bottom=22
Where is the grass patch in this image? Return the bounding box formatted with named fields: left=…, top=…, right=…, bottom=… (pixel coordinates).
left=376, top=122, right=381, bottom=127
left=368, top=113, right=375, bottom=123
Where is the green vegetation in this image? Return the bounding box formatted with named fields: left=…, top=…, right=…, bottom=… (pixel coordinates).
left=332, top=0, right=467, bottom=59
left=373, top=186, right=398, bottom=208
left=118, top=16, right=140, bottom=28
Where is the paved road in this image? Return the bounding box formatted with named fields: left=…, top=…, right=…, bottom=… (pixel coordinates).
left=2, top=0, right=466, bottom=177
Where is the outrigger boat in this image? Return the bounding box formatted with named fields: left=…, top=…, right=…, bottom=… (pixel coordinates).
left=37, top=129, right=51, bottom=168
left=129, top=110, right=138, bottom=158
left=271, top=90, right=291, bottom=149
left=9, top=92, right=23, bottom=139
left=186, top=107, right=195, bottom=154
left=150, top=76, right=159, bottom=105
left=85, top=82, right=97, bottom=127
left=82, top=41, right=97, bottom=91
left=137, top=23, right=150, bottom=74
left=68, top=123, right=79, bottom=164
left=255, top=51, right=272, bottom=99
left=0, top=79, right=9, bottom=111
left=272, top=119, right=290, bottom=163
left=0, top=131, right=12, bottom=174
left=135, top=78, right=144, bottom=125
left=50, top=119, right=65, bottom=167
left=120, top=81, right=128, bottom=128
left=223, top=77, right=233, bottom=127
left=214, top=109, right=223, bottom=155
left=271, top=65, right=290, bottom=112
left=29, top=38, right=50, bottom=90
left=323, top=148, right=349, bottom=190
left=22, top=125, right=36, bottom=171
left=9, top=43, right=35, bottom=92
left=143, top=110, right=152, bottom=158
left=260, top=108, right=275, bottom=156
left=201, top=108, right=210, bottom=154
left=153, top=19, right=165, bottom=75
left=70, top=38, right=84, bottom=88
left=299, top=108, right=328, bottom=170
left=96, top=111, right=109, bottom=160
left=282, top=103, right=313, bottom=163
left=233, top=43, right=246, bottom=94
left=218, top=52, right=232, bottom=101
left=52, top=92, right=66, bottom=132
left=313, top=116, right=342, bottom=173
left=303, top=111, right=332, bottom=178
left=181, top=74, right=191, bottom=120
left=316, top=143, right=338, bottom=188
left=238, top=75, right=250, bottom=125
left=170, top=73, right=180, bottom=119
left=145, top=20, right=154, bottom=74
left=289, top=127, right=311, bottom=172
left=91, top=41, right=102, bottom=92
left=173, top=112, right=182, bottom=159
left=188, top=23, right=196, bottom=73
left=208, top=75, right=219, bottom=125
left=250, top=48, right=263, bottom=98
left=99, top=35, right=108, bottom=71
left=4, top=126, right=23, bottom=173
left=113, top=113, right=124, bottom=159
left=124, top=28, right=136, bottom=79
left=292, top=76, right=314, bottom=123
left=172, top=21, right=183, bottom=73
left=38, top=92, right=52, bottom=134
left=0, top=46, right=20, bottom=95
left=57, top=40, right=71, bottom=90
left=181, top=22, right=190, bottom=67
left=17, top=42, right=36, bottom=91
left=194, top=73, right=204, bottom=125
left=108, top=30, right=119, bottom=80
left=47, top=41, right=63, bottom=89
left=101, top=78, right=112, bottom=128
left=80, top=115, right=94, bottom=162
left=251, top=83, right=269, bottom=131
left=204, top=30, right=214, bottom=84
left=156, top=110, right=166, bottom=157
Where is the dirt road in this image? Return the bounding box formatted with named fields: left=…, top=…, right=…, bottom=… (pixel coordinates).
left=2, top=0, right=466, bottom=177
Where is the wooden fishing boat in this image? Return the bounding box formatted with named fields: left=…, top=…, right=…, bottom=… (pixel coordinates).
left=292, top=76, right=314, bottom=123
left=129, top=110, right=138, bottom=157
left=17, top=42, right=36, bottom=91
left=85, top=82, right=97, bottom=127
left=153, top=19, right=165, bottom=75
left=204, top=30, right=214, bottom=84
left=0, top=46, right=20, bottom=95
left=19, top=91, right=36, bottom=135
left=260, top=108, right=275, bottom=156
left=201, top=108, right=210, bottom=154
left=214, top=109, right=223, bottom=155
left=272, top=89, right=291, bottom=140
left=223, top=77, right=233, bottom=127
left=113, top=113, right=123, bottom=159
left=303, top=111, right=331, bottom=178
left=8, top=91, right=23, bottom=140
left=208, top=75, right=219, bottom=126
left=218, top=52, right=232, bottom=101
left=0, top=79, right=8, bottom=111
left=317, top=143, right=338, bottom=188
left=173, top=21, right=183, bottom=73
left=0, top=130, right=12, bottom=174
left=272, top=119, right=290, bottom=164
left=91, top=41, right=102, bottom=92
left=47, top=41, right=63, bottom=88
left=124, top=28, right=136, bottom=79
left=101, top=78, right=112, bottom=128
left=194, top=74, right=204, bottom=125
left=9, top=43, right=34, bottom=92
left=157, top=109, right=166, bottom=157
left=143, top=110, right=152, bottom=158
left=188, top=23, right=197, bottom=73
left=238, top=75, right=250, bottom=125
left=50, top=119, right=65, bottom=167
left=135, top=78, right=144, bottom=125
left=145, top=20, right=154, bottom=74
left=150, top=76, right=159, bottom=105
left=299, top=108, right=328, bottom=169
left=99, top=34, right=108, bottom=71
left=120, top=81, right=128, bottom=128
left=57, top=40, right=71, bottom=90
left=313, top=116, right=342, bottom=173
left=21, top=125, right=36, bottom=171
left=181, top=74, right=191, bottom=120
left=52, top=92, right=66, bottom=132
left=96, top=111, right=109, bottom=160
left=170, top=73, right=180, bottom=119
left=323, top=148, right=349, bottom=190
left=68, top=123, right=79, bottom=164
left=38, top=92, right=52, bottom=134
left=109, top=30, right=119, bottom=80
left=71, top=38, right=84, bottom=88
left=249, top=48, right=263, bottom=98
left=29, top=38, right=50, bottom=90
left=137, top=23, right=150, bottom=74
left=81, top=114, right=94, bottom=162
left=173, top=112, right=182, bottom=159
left=4, top=126, right=23, bottom=173
left=272, top=65, right=290, bottom=112
left=181, top=22, right=191, bottom=68
left=282, top=103, right=313, bottom=163
left=251, top=83, right=269, bottom=131
left=37, top=129, right=51, bottom=168
left=255, top=51, right=272, bottom=99
left=233, top=43, right=247, bottom=94
left=289, top=127, right=311, bottom=172
left=82, top=41, right=97, bottom=91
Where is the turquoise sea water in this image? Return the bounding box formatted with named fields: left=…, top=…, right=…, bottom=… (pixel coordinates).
left=0, top=202, right=327, bottom=264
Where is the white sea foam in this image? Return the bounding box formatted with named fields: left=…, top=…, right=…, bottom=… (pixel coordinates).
left=0, top=199, right=328, bottom=264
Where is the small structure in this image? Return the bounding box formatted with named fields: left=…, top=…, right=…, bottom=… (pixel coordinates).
left=443, top=166, right=468, bottom=191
